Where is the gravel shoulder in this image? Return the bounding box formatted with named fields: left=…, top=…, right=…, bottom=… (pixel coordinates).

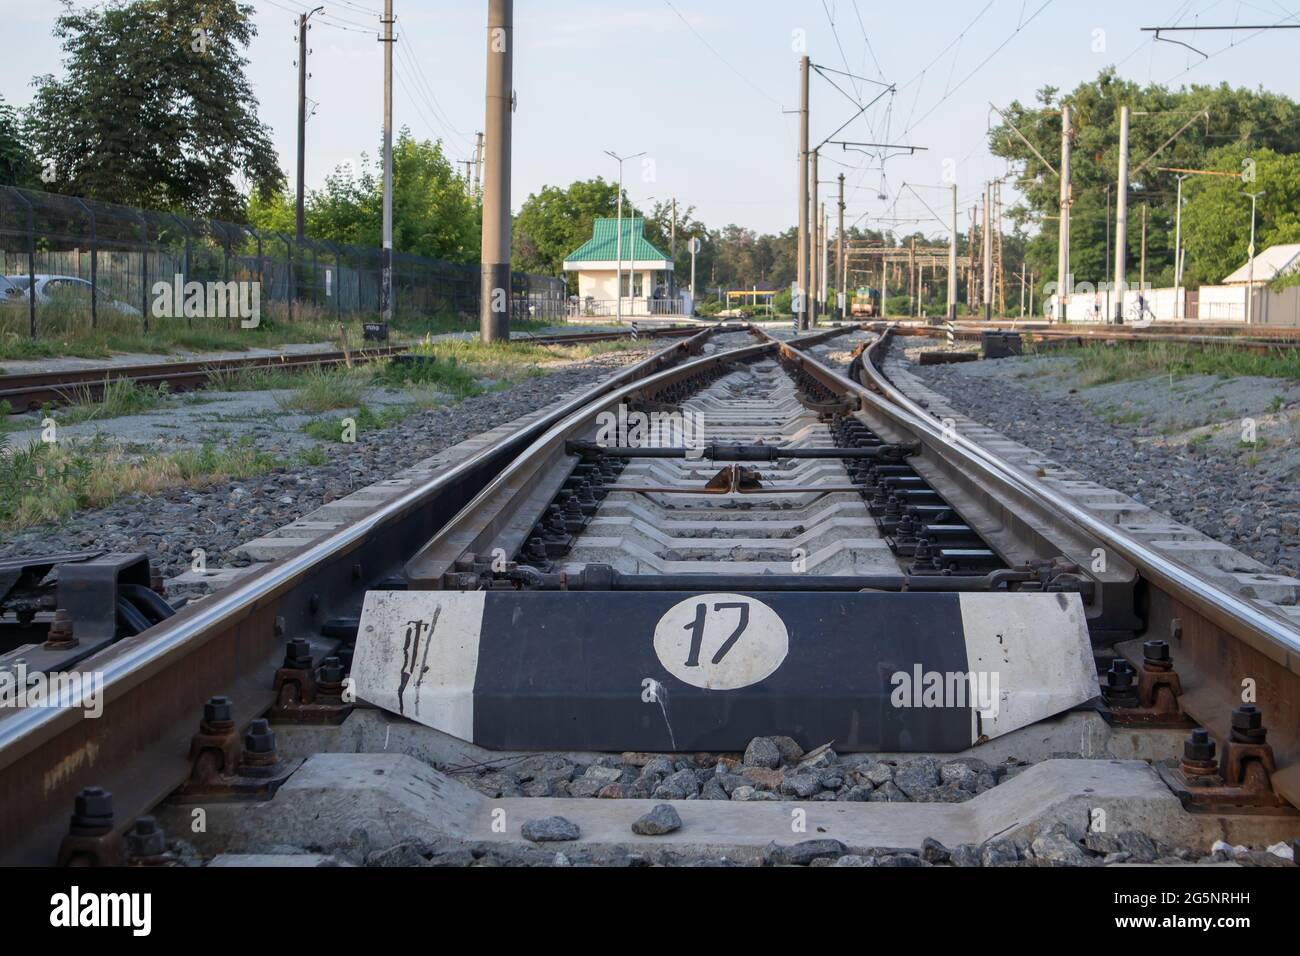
left=0, top=350, right=651, bottom=580
left=910, top=351, right=1300, bottom=576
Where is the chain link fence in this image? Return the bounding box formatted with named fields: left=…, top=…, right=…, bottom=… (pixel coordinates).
left=0, top=185, right=566, bottom=341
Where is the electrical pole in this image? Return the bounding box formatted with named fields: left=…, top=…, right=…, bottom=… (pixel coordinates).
left=380, top=0, right=395, bottom=327
left=948, top=183, right=958, bottom=322
left=480, top=0, right=513, bottom=342
left=796, top=55, right=811, bottom=331
left=820, top=204, right=829, bottom=315
left=982, top=184, right=992, bottom=320
left=1113, top=104, right=1130, bottom=324
left=474, top=131, right=484, bottom=199
left=295, top=7, right=323, bottom=244
left=837, top=174, right=846, bottom=321
left=811, top=149, right=820, bottom=326
left=1057, top=104, right=1072, bottom=323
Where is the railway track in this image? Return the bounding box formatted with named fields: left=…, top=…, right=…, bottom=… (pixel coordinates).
left=890, top=319, right=1300, bottom=355
left=0, top=325, right=699, bottom=412
left=1, top=321, right=1297, bottom=867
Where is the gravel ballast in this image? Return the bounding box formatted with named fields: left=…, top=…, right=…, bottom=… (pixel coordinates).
left=0, top=351, right=650, bottom=580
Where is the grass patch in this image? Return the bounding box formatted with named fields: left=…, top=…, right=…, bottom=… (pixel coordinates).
left=56, top=379, right=172, bottom=425
left=301, top=403, right=407, bottom=442
left=0, top=294, right=569, bottom=361
left=1061, top=342, right=1300, bottom=387
left=275, top=366, right=369, bottom=413
left=0, top=433, right=279, bottom=531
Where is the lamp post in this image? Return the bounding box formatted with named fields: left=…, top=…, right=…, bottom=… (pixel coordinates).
left=605, top=150, right=645, bottom=324
left=1173, top=174, right=1190, bottom=319
left=1244, top=190, right=1266, bottom=325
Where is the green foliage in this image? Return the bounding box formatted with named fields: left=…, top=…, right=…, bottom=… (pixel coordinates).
left=251, top=130, right=479, bottom=262
left=990, top=69, right=1300, bottom=291
left=373, top=355, right=481, bottom=399
left=0, top=95, right=34, bottom=187
left=513, top=178, right=624, bottom=282
left=27, top=0, right=283, bottom=219
left=1182, top=147, right=1300, bottom=287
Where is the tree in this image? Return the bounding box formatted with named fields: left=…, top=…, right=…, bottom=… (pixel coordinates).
left=513, top=178, right=628, bottom=282
left=246, top=131, right=479, bottom=264
left=1181, top=147, right=1300, bottom=287
left=990, top=69, right=1300, bottom=291
left=0, top=95, right=34, bottom=187
left=27, top=0, right=282, bottom=218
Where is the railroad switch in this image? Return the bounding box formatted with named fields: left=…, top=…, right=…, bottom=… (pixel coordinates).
left=1156, top=709, right=1294, bottom=813
left=175, top=696, right=300, bottom=801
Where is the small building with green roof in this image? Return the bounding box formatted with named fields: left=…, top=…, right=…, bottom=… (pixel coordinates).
left=563, top=218, right=684, bottom=317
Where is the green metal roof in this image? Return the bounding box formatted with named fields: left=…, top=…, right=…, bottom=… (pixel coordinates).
left=565, top=218, right=672, bottom=264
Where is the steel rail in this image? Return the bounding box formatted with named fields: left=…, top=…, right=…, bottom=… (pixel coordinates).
left=0, top=327, right=726, bottom=866
left=778, top=324, right=1300, bottom=801
left=856, top=328, right=1300, bottom=660
left=404, top=335, right=776, bottom=585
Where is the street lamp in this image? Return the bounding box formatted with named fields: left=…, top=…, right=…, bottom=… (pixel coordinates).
left=1244, top=190, right=1266, bottom=325
left=1173, top=174, right=1190, bottom=319
left=605, top=150, right=645, bottom=324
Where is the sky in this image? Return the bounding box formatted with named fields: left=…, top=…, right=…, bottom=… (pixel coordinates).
left=3, top=0, right=1300, bottom=239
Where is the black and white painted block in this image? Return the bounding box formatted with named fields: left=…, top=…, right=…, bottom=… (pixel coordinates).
left=351, top=590, right=1098, bottom=753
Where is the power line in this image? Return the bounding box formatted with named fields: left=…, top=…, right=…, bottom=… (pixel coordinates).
left=660, top=0, right=784, bottom=108
left=901, top=0, right=1055, bottom=137
left=395, top=33, right=471, bottom=149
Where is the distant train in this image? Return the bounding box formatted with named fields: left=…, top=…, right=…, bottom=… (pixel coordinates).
left=850, top=287, right=879, bottom=317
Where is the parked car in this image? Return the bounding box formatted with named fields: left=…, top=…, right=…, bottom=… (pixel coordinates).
left=1, top=274, right=141, bottom=316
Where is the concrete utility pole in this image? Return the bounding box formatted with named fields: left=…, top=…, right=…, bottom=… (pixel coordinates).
left=380, top=0, right=395, bottom=327
left=1057, top=104, right=1072, bottom=322
left=948, top=183, right=958, bottom=321
left=810, top=149, right=821, bottom=325
left=474, top=131, right=485, bottom=198
left=295, top=7, right=323, bottom=244
left=796, top=56, right=811, bottom=331
left=1244, top=190, right=1267, bottom=325
left=480, top=0, right=514, bottom=342
left=982, top=184, right=992, bottom=320
left=837, top=174, right=847, bottom=321
left=820, top=204, right=829, bottom=314
left=1113, top=105, right=1131, bottom=324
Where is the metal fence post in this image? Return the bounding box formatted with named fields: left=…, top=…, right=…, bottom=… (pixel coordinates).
left=10, top=189, right=38, bottom=340
left=169, top=213, right=192, bottom=327
left=280, top=234, right=293, bottom=323
left=72, top=198, right=97, bottom=330
left=130, top=208, right=149, bottom=332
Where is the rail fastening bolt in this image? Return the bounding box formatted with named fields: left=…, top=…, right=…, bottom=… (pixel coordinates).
left=71, top=786, right=114, bottom=833
left=284, top=638, right=313, bottom=670
left=1183, top=728, right=1216, bottom=763
left=125, top=816, right=166, bottom=858
left=243, top=718, right=276, bottom=756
